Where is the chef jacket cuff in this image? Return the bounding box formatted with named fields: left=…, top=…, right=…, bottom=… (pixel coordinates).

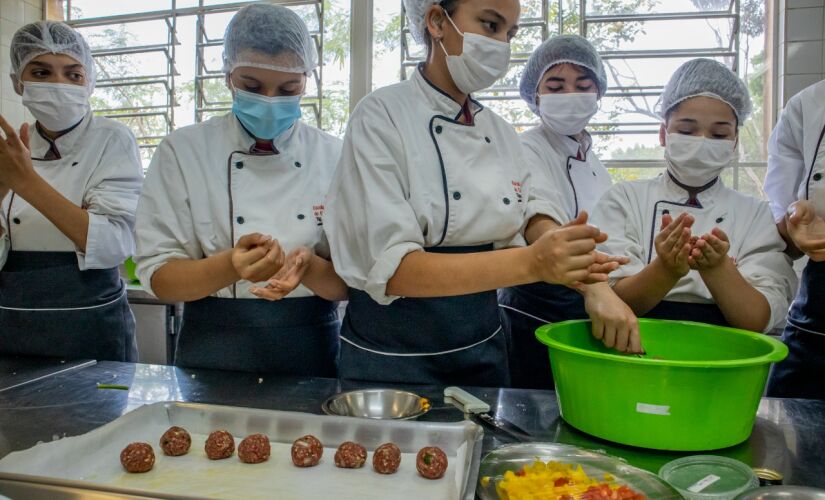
left=79, top=212, right=129, bottom=270
left=364, top=242, right=423, bottom=305
left=526, top=199, right=568, bottom=226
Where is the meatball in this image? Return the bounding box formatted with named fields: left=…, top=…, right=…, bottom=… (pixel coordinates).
left=416, top=446, right=448, bottom=480
left=372, top=443, right=401, bottom=474
left=238, top=434, right=271, bottom=464
left=334, top=441, right=367, bottom=469
left=204, top=430, right=235, bottom=460
left=159, top=426, right=191, bottom=456
left=291, top=435, right=323, bottom=467
left=120, top=442, right=155, bottom=473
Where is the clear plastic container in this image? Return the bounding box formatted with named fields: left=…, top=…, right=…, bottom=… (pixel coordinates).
left=659, top=455, right=759, bottom=500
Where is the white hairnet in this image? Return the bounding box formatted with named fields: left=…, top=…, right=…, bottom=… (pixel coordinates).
left=10, top=21, right=96, bottom=92
left=520, top=35, right=607, bottom=114
left=222, top=3, right=317, bottom=75
left=403, top=0, right=442, bottom=44
left=658, top=58, right=752, bottom=125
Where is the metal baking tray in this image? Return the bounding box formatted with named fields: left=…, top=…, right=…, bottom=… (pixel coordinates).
left=0, top=401, right=483, bottom=500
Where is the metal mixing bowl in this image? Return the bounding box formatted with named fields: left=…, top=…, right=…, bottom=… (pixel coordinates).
left=321, top=389, right=430, bottom=420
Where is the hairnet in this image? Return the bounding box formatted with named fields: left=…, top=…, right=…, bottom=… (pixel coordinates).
left=10, top=21, right=96, bottom=92
left=222, top=3, right=317, bottom=75
left=403, top=0, right=443, bottom=45
left=658, top=58, right=752, bottom=125
left=520, top=35, right=608, bottom=113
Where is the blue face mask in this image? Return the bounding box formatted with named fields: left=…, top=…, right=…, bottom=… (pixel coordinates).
left=231, top=89, right=302, bottom=140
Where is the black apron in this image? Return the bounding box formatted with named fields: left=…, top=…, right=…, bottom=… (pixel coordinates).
left=0, top=251, right=136, bottom=361
left=498, top=283, right=587, bottom=389
left=176, top=295, right=340, bottom=375
left=767, top=260, right=825, bottom=399
left=644, top=300, right=730, bottom=326
left=338, top=245, right=509, bottom=387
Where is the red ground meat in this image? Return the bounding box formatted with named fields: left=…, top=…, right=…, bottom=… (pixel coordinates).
left=120, top=442, right=155, bottom=473
left=159, top=426, right=191, bottom=456
left=372, top=443, right=401, bottom=474
left=416, top=446, right=448, bottom=479
left=291, top=435, right=323, bottom=467
left=204, top=430, right=235, bottom=460
left=238, top=434, right=271, bottom=464
left=334, top=441, right=367, bottom=469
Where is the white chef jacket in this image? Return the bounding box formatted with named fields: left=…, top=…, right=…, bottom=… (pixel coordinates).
left=134, top=113, right=342, bottom=299
left=521, top=125, right=612, bottom=223
left=765, top=79, right=825, bottom=220
left=0, top=112, right=143, bottom=270
left=591, top=174, right=797, bottom=332
left=325, top=66, right=565, bottom=305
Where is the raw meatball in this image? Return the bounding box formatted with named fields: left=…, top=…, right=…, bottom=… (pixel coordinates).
left=120, top=442, right=155, bottom=473
left=416, top=446, right=448, bottom=480
left=159, top=426, right=191, bottom=456
left=205, top=430, right=235, bottom=460
left=291, top=435, right=323, bottom=467
left=334, top=441, right=367, bottom=469
left=372, top=443, right=401, bottom=474
left=238, top=434, right=271, bottom=464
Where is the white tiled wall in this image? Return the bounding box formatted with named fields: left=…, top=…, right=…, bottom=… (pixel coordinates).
left=0, top=0, right=41, bottom=127
left=779, top=0, right=825, bottom=106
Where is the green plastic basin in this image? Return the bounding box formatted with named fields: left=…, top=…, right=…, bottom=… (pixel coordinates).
left=535, top=319, right=788, bottom=451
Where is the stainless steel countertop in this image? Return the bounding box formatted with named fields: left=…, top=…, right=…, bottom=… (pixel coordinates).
left=0, top=357, right=96, bottom=393
left=0, top=360, right=823, bottom=488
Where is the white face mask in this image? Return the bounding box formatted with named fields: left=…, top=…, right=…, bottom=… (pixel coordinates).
left=22, top=82, right=90, bottom=132
left=439, top=11, right=511, bottom=94
left=539, top=93, right=599, bottom=136
left=665, top=132, right=736, bottom=187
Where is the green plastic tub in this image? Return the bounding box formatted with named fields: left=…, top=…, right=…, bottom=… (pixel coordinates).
left=535, top=319, right=788, bottom=451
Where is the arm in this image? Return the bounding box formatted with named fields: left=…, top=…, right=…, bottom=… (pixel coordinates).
left=151, top=250, right=239, bottom=302
left=0, top=186, right=9, bottom=269
left=700, top=255, right=771, bottom=332
left=0, top=117, right=91, bottom=252
left=253, top=248, right=349, bottom=302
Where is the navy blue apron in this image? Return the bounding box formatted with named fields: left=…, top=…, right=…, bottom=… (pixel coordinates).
left=767, top=260, right=825, bottom=399
left=644, top=300, right=729, bottom=326
left=498, top=284, right=587, bottom=389
left=0, top=251, right=136, bottom=361
left=338, top=245, right=510, bottom=387
left=176, top=295, right=340, bottom=375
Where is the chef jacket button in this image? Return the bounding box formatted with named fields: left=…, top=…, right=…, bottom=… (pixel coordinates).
left=236, top=216, right=245, bottom=224
left=297, top=214, right=305, bottom=220
left=235, top=161, right=244, bottom=169
left=12, top=218, right=20, bottom=225
left=453, top=191, right=461, bottom=200
left=716, top=217, right=724, bottom=223
left=294, top=161, right=302, bottom=168
left=592, top=171, right=597, bottom=177
left=503, top=197, right=511, bottom=205
left=485, top=137, right=491, bottom=143
left=435, top=125, right=443, bottom=134
left=662, top=209, right=670, bottom=215
left=814, top=173, right=823, bottom=181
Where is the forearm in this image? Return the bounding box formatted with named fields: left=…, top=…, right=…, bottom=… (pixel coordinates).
left=612, top=258, right=681, bottom=315
left=386, top=246, right=536, bottom=298
left=524, top=215, right=559, bottom=244
left=302, top=255, right=348, bottom=301
left=151, top=250, right=239, bottom=302
left=700, top=258, right=771, bottom=332
left=14, top=175, right=89, bottom=252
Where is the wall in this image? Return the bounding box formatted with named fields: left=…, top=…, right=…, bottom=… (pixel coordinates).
left=778, top=0, right=825, bottom=107
left=0, top=0, right=41, bottom=126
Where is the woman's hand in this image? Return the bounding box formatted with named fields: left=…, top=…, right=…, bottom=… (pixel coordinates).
left=0, top=115, right=36, bottom=192
left=251, top=247, right=314, bottom=301
left=689, top=227, right=731, bottom=270
left=584, top=283, right=642, bottom=354
left=786, top=200, right=825, bottom=262
left=654, top=212, right=694, bottom=278
left=231, top=233, right=285, bottom=283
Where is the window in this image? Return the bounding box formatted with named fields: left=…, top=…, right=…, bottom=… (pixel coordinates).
left=59, top=0, right=351, bottom=167
left=382, top=0, right=774, bottom=198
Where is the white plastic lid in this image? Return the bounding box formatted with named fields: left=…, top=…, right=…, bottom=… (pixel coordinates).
left=659, top=455, right=759, bottom=500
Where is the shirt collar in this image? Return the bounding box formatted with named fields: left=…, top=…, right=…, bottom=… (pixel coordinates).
left=661, top=171, right=723, bottom=205
left=29, top=112, right=92, bottom=160
left=227, top=112, right=300, bottom=155
left=411, top=63, right=483, bottom=121
left=540, top=124, right=592, bottom=159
